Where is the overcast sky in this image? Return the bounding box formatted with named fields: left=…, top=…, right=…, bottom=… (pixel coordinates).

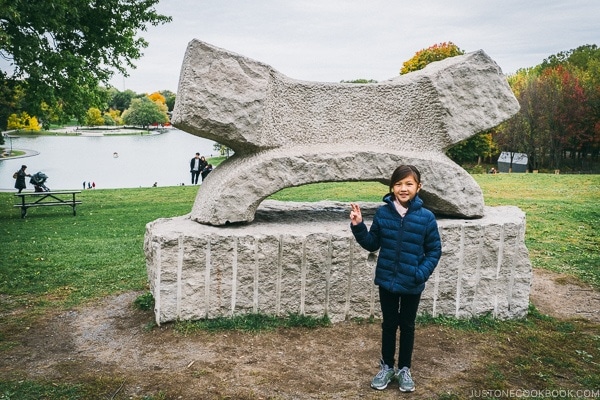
left=106, top=0, right=596, bottom=93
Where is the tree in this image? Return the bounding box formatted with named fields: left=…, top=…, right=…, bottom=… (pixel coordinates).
left=122, top=96, right=168, bottom=129
left=399, top=42, right=496, bottom=164
left=148, top=91, right=166, bottom=105
left=7, top=112, right=42, bottom=131
left=400, top=42, right=464, bottom=75
left=0, top=0, right=172, bottom=126
left=160, top=90, right=177, bottom=112
left=104, top=108, right=124, bottom=126
left=446, top=130, right=497, bottom=164
left=497, top=45, right=600, bottom=171
left=84, top=108, right=105, bottom=126
left=496, top=68, right=545, bottom=171
left=108, top=89, right=138, bottom=114
left=213, top=143, right=232, bottom=157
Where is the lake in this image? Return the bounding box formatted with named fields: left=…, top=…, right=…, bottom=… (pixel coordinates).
left=0, top=129, right=218, bottom=191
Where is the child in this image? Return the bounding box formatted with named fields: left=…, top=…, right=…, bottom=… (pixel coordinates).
left=349, top=164, right=442, bottom=392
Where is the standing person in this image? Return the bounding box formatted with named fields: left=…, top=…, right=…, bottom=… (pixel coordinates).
left=349, top=165, right=442, bottom=392
left=14, top=165, right=31, bottom=193
left=190, top=153, right=202, bottom=184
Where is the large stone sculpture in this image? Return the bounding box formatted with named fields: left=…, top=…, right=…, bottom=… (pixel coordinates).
left=144, top=40, right=531, bottom=325
left=172, top=40, right=520, bottom=225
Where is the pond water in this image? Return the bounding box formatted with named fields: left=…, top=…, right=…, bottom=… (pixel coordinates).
left=0, top=129, right=218, bottom=191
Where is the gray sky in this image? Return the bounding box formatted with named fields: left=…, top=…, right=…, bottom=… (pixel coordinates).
left=84, top=1, right=600, bottom=93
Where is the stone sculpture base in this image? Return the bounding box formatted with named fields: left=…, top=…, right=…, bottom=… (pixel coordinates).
left=144, top=201, right=531, bottom=325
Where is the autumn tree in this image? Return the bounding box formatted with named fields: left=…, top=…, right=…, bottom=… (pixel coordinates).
left=400, top=42, right=464, bottom=74
left=7, top=112, right=42, bottom=131
left=148, top=91, right=166, bottom=105
left=84, top=108, right=105, bottom=126
left=497, top=45, right=599, bottom=170
left=0, top=0, right=172, bottom=127
left=400, top=42, right=496, bottom=164
left=545, top=45, right=600, bottom=162
left=496, top=68, right=545, bottom=170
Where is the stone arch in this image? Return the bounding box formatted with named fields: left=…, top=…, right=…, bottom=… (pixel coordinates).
left=190, top=146, right=484, bottom=225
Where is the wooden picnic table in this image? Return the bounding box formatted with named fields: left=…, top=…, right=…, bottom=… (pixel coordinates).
left=14, top=191, right=82, bottom=218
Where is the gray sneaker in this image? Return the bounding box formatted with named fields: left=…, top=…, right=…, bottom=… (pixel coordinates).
left=398, top=367, right=415, bottom=392
left=371, top=359, right=395, bottom=390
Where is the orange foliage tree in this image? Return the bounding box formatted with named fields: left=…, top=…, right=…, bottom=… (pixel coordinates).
left=148, top=92, right=166, bottom=105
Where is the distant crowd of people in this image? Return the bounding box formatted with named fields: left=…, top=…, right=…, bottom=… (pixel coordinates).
left=189, top=152, right=213, bottom=184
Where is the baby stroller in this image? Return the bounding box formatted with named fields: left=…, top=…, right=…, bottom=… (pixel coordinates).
left=30, top=171, right=51, bottom=192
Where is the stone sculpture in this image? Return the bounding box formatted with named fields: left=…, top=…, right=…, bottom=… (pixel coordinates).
left=144, top=39, right=531, bottom=325
left=172, top=39, right=520, bottom=225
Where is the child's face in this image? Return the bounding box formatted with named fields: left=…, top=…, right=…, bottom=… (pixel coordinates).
left=392, top=174, right=421, bottom=206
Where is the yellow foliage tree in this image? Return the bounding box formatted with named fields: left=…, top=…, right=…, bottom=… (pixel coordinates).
left=27, top=116, right=42, bottom=131
left=7, top=112, right=41, bottom=131
left=400, top=42, right=465, bottom=75
left=105, top=108, right=124, bottom=125
left=85, top=107, right=105, bottom=126
left=7, top=113, right=24, bottom=130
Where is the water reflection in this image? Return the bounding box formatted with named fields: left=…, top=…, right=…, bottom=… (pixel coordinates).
left=0, top=129, right=217, bottom=190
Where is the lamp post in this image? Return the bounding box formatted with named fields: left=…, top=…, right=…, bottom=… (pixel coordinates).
left=3, top=133, right=13, bottom=156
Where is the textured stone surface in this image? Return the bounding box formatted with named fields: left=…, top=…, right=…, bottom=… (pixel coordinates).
left=172, top=40, right=520, bottom=225
left=145, top=201, right=531, bottom=325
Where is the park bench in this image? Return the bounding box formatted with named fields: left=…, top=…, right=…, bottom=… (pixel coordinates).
left=14, top=191, right=82, bottom=218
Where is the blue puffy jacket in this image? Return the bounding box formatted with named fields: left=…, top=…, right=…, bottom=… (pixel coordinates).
left=351, top=193, right=442, bottom=295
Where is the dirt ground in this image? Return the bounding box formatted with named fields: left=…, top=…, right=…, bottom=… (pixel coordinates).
left=1, top=268, right=598, bottom=400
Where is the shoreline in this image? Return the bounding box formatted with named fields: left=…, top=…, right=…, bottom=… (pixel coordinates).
left=50, top=126, right=169, bottom=136
left=1, top=127, right=173, bottom=159
left=2, top=125, right=172, bottom=138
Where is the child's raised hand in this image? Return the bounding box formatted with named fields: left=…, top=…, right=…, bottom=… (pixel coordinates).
left=350, top=203, right=362, bottom=225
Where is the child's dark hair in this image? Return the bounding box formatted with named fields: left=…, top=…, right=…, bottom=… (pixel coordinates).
left=389, top=165, right=421, bottom=192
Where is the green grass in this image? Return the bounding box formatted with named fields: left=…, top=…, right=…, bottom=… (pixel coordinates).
left=0, top=150, right=26, bottom=157
left=0, top=186, right=199, bottom=315
left=175, top=313, right=331, bottom=335
left=271, top=181, right=386, bottom=202
left=474, top=174, right=599, bottom=288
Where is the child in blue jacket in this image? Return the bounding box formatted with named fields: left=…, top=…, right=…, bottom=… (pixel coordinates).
left=350, top=165, right=442, bottom=392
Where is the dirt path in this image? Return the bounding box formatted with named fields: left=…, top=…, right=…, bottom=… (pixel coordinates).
left=1, top=268, right=598, bottom=399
